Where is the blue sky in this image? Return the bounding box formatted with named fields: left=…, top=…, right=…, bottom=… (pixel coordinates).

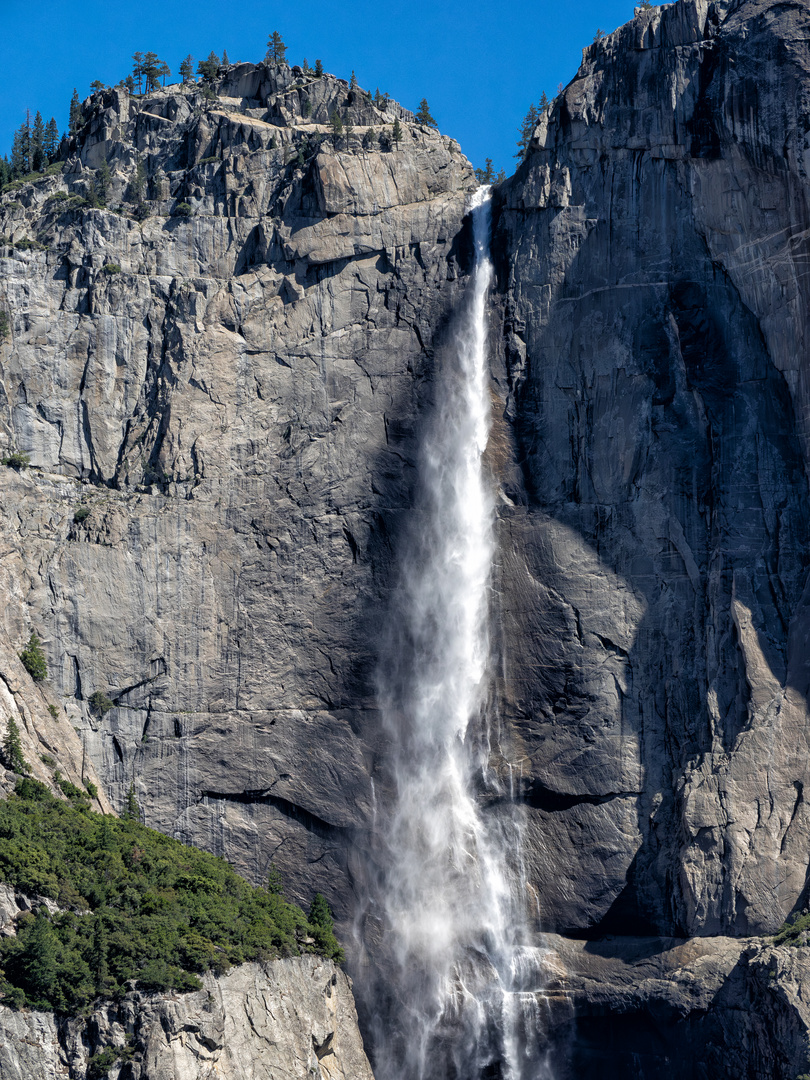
left=2, top=0, right=637, bottom=176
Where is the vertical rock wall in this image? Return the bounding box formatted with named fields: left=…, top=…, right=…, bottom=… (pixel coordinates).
left=494, top=0, right=810, bottom=938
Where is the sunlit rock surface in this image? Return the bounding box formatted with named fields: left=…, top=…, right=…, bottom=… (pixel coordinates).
left=0, top=957, right=372, bottom=1080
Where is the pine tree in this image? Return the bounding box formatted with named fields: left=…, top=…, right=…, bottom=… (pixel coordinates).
left=475, top=158, right=495, bottom=184
left=197, top=52, right=220, bottom=82
left=69, top=89, right=82, bottom=135
left=142, top=52, right=161, bottom=92
left=222, top=49, right=230, bottom=66
left=128, top=155, right=146, bottom=205
left=132, top=52, right=144, bottom=94
left=90, top=913, right=110, bottom=994
left=267, top=31, right=287, bottom=64
left=415, top=98, right=436, bottom=128
left=20, top=632, right=47, bottom=681
left=350, top=70, right=358, bottom=90
left=43, top=118, right=59, bottom=161
left=314, top=59, right=323, bottom=77
left=392, top=116, right=403, bottom=147
left=0, top=156, right=10, bottom=187
left=125, top=75, right=135, bottom=94
left=180, top=55, right=195, bottom=83
left=1, top=716, right=30, bottom=774
left=495, top=168, right=507, bottom=184
left=20, top=911, right=59, bottom=1003
left=309, top=892, right=333, bottom=929
left=329, top=110, right=344, bottom=145
left=158, top=61, right=171, bottom=87
left=31, top=111, right=45, bottom=172
left=302, top=58, right=310, bottom=73
left=123, top=782, right=140, bottom=821
left=90, top=80, right=105, bottom=94
left=374, top=87, right=383, bottom=108
left=11, top=114, right=31, bottom=178
left=515, top=102, right=539, bottom=160
left=267, top=864, right=283, bottom=894
left=307, top=893, right=343, bottom=962
left=97, top=160, right=111, bottom=206
left=593, top=28, right=605, bottom=41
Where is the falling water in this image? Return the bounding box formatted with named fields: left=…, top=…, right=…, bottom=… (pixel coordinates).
left=360, top=188, right=553, bottom=1080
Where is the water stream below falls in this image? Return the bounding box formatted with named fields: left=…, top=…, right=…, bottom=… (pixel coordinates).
left=358, top=188, right=554, bottom=1080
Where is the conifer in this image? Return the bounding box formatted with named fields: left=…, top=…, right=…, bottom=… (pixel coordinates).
left=19, top=632, right=47, bottom=682
left=197, top=52, right=221, bottom=82
left=267, top=32, right=287, bottom=64
left=415, top=98, right=436, bottom=128
left=1, top=716, right=30, bottom=774
left=132, top=53, right=144, bottom=94
left=314, top=59, right=324, bottom=77
left=179, top=55, right=195, bottom=83
left=350, top=70, right=358, bottom=90
left=329, top=110, right=344, bottom=145
left=222, top=48, right=230, bottom=66
left=392, top=116, right=403, bottom=146
left=31, top=111, right=45, bottom=171
left=515, top=102, right=539, bottom=159
left=43, top=118, right=59, bottom=161
left=69, top=89, right=82, bottom=134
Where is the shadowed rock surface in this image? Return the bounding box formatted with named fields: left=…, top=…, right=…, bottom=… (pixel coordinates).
left=494, top=0, right=810, bottom=947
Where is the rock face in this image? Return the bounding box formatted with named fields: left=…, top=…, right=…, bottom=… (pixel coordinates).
left=0, top=956, right=373, bottom=1080
left=540, top=934, right=810, bottom=1079
left=494, top=0, right=810, bottom=943
left=4, top=7, right=810, bottom=1075
left=0, top=62, right=475, bottom=918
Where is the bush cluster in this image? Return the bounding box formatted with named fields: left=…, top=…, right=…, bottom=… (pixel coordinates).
left=0, top=778, right=343, bottom=1013
left=774, top=911, right=810, bottom=946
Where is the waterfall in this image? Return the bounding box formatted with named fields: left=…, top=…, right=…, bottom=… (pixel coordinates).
left=359, top=188, right=553, bottom=1080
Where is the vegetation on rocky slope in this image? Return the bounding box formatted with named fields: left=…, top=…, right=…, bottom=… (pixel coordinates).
left=0, top=778, right=343, bottom=1012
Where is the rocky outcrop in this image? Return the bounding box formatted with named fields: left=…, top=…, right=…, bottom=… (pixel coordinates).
left=539, top=933, right=810, bottom=1079
left=493, top=0, right=810, bottom=941
left=0, top=62, right=475, bottom=918
left=0, top=957, right=373, bottom=1080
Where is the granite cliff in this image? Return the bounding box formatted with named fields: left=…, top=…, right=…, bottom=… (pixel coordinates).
left=0, top=955, right=371, bottom=1080
left=3, top=2, right=810, bottom=1074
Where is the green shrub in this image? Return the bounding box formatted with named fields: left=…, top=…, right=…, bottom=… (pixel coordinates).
left=85, top=781, right=99, bottom=800
left=0, top=780, right=342, bottom=1012
left=47, top=705, right=59, bottom=720
left=2, top=452, right=29, bottom=468
left=46, top=191, right=69, bottom=203
left=102, top=263, right=121, bottom=274
left=40, top=753, right=56, bottom=768
left=13, top=239, right=45, bottom=251
left=87, top=1043, right=134, bottom=1080
left=0, top=311, right=9, bottom=341
left=174, top=202, right=193, bottom=217
left=88, top=691, right=115, bottom=715
left=774, top=912, right=810, bottom=946
left=19, top=632, right=47, bottom=681
left=73, top=504, right=91, bottom=523
left=197, top=156, right=219, bottom=165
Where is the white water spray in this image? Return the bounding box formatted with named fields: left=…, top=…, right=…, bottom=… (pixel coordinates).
left=361, top=188, right=553, bottom=1080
